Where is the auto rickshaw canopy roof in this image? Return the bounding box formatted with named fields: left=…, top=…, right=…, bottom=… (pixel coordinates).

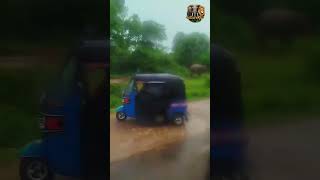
left=134, top=73, right=186, bottom=99
left=134, top=73, right=183, bottom=82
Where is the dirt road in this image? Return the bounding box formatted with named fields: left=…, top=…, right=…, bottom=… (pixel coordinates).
left=110, top=99, right=210, bottom=180
left=248, top=119, right=320, bottom=180
left=110, top=77, right=129, bottom=84
left=110, top=99, right=210, bottom=163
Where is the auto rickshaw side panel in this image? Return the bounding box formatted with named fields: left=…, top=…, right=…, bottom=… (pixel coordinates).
left=45, top=91, right=82, bottom=177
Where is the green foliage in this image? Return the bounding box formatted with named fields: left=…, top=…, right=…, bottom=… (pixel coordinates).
left=110, top=1, right=171, bottom=75
left=140, top=21, right=167, bottom=47
left=110, top=0, right=210, bottom=76
left=110, top=83, right=126, bottom=108
left=111, top=47, right=189, bottom=76
left=110, top=0, right=127, bottom=33
left=185, top=75, right=211, bottom=100
left=172, top=32, right=210, bottom=67
left=237, top=46, right=320, bottom=123
left=212, top=1, right=320, bottom=124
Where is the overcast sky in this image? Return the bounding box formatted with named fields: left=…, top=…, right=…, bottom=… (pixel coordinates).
left=125, top=0, right=210, bottom=51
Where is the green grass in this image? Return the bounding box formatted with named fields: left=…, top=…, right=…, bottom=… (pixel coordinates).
left=236, top=46, right=320, bottom=124
left=110, top=83, right=127, bottom=109
left=185, top=74, right=210, bottom=100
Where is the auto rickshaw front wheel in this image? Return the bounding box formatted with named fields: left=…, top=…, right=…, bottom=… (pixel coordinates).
left=20, top=158, right=53, bottom=180
left=116, top=112, right=127, bottom=121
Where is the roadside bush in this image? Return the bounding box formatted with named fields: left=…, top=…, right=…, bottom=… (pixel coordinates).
left=110, top=83, right=126, bottom=108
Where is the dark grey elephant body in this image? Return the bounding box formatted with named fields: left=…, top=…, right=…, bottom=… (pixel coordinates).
left=189, top=64, right=207, bottom=76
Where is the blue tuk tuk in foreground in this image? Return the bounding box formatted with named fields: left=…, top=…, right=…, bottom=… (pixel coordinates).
left=211, top=44, right=249, bottom=180
left=19, top=39, right=108, bottom=180
left=116, top=73, right=188, bottom=126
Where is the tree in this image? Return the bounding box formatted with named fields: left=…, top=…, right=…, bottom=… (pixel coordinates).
left=172, top=32, right=210, bottom=67
left=140, top=21, right=167, bottom=49
left=110, top=0, right=127, bottom=49
left=123, top=17, right=167, bottom=50
left=123, top=14, right=142, bottom=50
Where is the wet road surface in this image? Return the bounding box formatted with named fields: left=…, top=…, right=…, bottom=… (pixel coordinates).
left=248, top=118, right=320, bottom=180
left=110, top=133, right=210, bottom=180
left=110, top=99, right=210, bottom=180
left=110, top=99, right=210, bottom=163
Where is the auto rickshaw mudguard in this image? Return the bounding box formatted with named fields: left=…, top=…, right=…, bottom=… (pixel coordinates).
left=116, top=105, right=124, bottom=112
left=20, top=139, right=46, bottom=158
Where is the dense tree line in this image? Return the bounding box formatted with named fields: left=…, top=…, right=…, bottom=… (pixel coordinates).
left=110, top=0, right=210, bottom=75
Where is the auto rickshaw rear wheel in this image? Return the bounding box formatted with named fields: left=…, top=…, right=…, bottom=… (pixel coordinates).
left=116, top=112, right=127, bottom=121
left=172, top=114, right=186, bottom=126
left=20, top=158, right=53, bottom=180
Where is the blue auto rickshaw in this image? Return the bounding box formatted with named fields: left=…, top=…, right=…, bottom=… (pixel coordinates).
left=19, top=39, right=108, bottom=180
left=116, top=73, right=188, bottom=126
left=211, top=44, right=249, bottom=180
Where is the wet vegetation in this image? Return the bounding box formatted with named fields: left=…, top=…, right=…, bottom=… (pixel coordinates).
left=212, top=1, right=320, bottom=123
left=109, top=0, right=210, bottom=110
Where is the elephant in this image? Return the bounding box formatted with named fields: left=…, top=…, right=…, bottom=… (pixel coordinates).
left=189, top=64, right=207, bottom=76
